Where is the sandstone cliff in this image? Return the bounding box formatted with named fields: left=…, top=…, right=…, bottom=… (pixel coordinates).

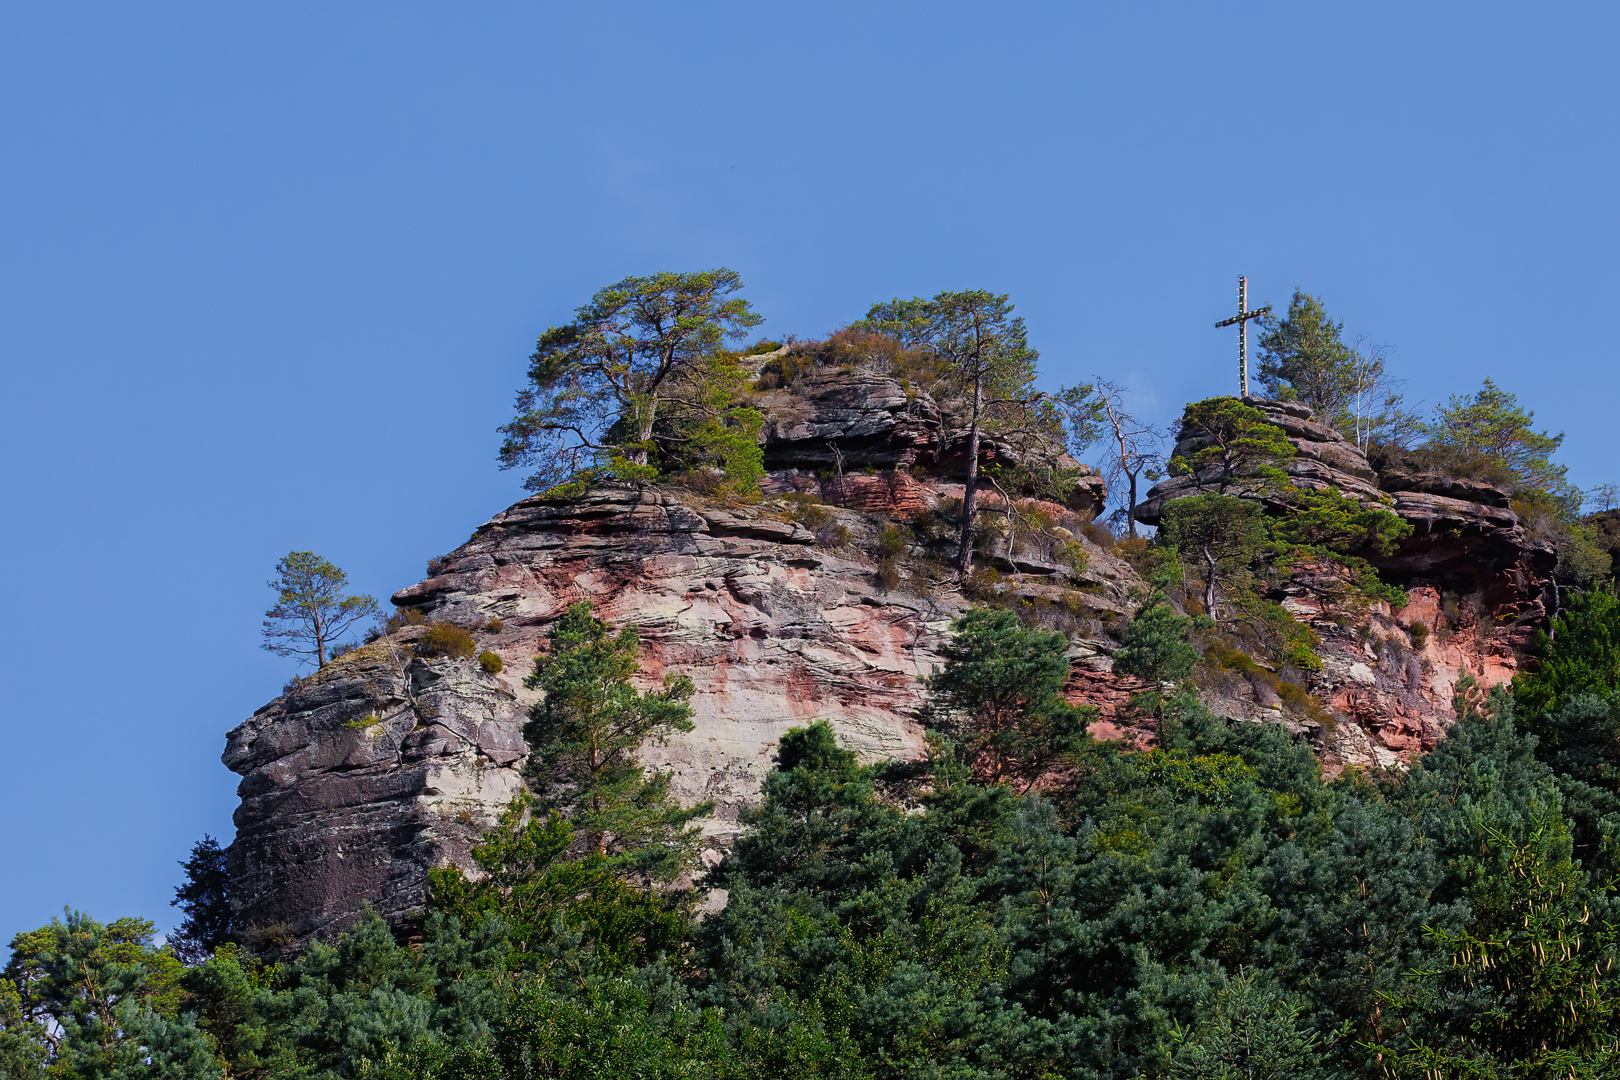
left=224, top=381, right=1558, bottom=948
left=223, top=367, right=1128, bottom=947
left=1134, top=396, right=1556, bottom=769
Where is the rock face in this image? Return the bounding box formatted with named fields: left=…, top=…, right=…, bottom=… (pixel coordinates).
left=1131, top=396, right=1556, bottom=769
left=752, top=366, right=1107, bottom=516
left=223, top=380, right=1562, bottom=947
left=224, top=644, right=526, bottom=948
left=224, top=368, right=1127, bottom=947
left=1136, top=397, right=1555, bottom=615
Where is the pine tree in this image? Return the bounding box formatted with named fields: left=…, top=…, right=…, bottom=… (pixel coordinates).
left=1167, top=397, right=1295, bottom=495
left=169, top=835, right=232, bottom=964
left=924, top=607, right=1094, bottom=788
left=1255, top=289, right=1359, bottom=418
left=862, top=290, right=1040, bottom=574
left=522, top=602, right=711, bottom=884
left=1159, top=495, right=1268, bottom=621
left=260, top=551, right=380, bottom=669
left=1112, top=598, right=1198, bottom=686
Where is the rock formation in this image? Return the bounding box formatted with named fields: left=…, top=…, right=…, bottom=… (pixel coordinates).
left=224, top=377, right=1561, bottom=948
left=1134, top=396, right=1556, bottom=768
left=224, top=367, right=1126, bottom=947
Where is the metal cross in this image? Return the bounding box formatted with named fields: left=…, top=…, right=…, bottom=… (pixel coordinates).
left=1214, top=276, right=1271, bottom=397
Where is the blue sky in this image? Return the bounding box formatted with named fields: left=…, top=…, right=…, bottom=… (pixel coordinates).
left=3, top=2, right=1617, bottom=940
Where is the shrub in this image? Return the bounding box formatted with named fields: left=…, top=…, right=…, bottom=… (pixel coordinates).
left=674, top=406, right=765, bottom=499
left=752, top=350, right=819, bottom=390
left=486, top=618, right=504, bottom=633
left=427, top=555, right=452, bottom=576
left=962, top=565, right=1007, bottom=603
left=876, top=524, right=908, bottom=559
left=1408, top=620, right=1430, bottom=649
left=1402, top=442, right=1519, bottom=490
left=418, top=622, right=477, bottom=660
left=384, top=607, right=430, bottom=634
left=783, top=497, right=850, bottom=547
left=1081, top=518, right=1115, bottom=549
left=876, top=556, right=902, bottom=592
left=478, top=650, right=504, bottom=674
left=744, top=339, right=784, bottom=355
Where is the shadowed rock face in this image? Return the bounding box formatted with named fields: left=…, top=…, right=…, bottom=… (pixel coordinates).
left=754, top=367, right=1107, bottom=516
left=224, top=643, right=526, bottom=949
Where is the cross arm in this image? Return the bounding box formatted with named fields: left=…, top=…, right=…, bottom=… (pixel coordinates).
left=1214, top=304, right=1272, bottom=328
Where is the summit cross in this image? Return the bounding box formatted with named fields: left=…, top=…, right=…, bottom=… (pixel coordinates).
left=1214, top=276, right=1272, bottom=397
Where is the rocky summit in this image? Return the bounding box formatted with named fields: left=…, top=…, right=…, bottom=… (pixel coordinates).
left=224, top=376, right=1559, bottom=948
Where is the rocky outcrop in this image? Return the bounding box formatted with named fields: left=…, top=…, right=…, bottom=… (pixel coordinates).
left=223, top=380, right=1559, bottom=947
left=753, top=366, right=1107, bottom=516
left=224, top=359, right=1138, bottom=948
left=224, top=477, right=1142, bottom=947
left=1134, top=398, right=1387, bottom=524
left=1134, top=396, right=1554, bottom=619
left=224, top=644, right=526, bottom=948
left=1129, top=395, right=1556, bottom=771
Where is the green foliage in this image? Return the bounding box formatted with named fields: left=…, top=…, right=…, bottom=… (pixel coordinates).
left=498, top=268, right=764, bottom=492
left=30, top=683, right=1620, bottom=1077
left=1167, top=397, right=1296, bottom=493
left=1370, top=823, right=1620, bottom=1078
left=1113, top=597, right=1198, bottom=685
left=1255, top=288, right=1359, bottom=418
left=427, top=794, right=690, bottom=968
left=1269, top=485, right=1410, bottom=557
left=1165, top=974, right=1338, bottom=1079
left=169, top=835, right=231, bottom=966
left=522, top=603, right=711, bottom=882
left=1427, top=377, right=1570, bottom=498
left=923, top=608, right=1095, bottom=787
left=1, top=910, right=214, bottom=1078
left=1515, top=588, right=1620, bottom=719
left=416, top=621, right=477, bottom=660
left=1160, top=494, right=1268, bottom=620
left=261, top=550, right=381, bottom=669
left=1243, top=600, right=1324, bottom=673
left=477, top=649, right=503, bottom=674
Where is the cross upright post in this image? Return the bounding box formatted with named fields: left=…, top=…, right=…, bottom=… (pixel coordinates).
left=1214, top=276, right=1272, bottom=397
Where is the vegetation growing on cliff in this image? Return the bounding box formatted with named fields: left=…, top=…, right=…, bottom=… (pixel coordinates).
left=260, top=551, right=380, bottom=669
left=18, top=663, right=1620, bottom=1078
left=36, top=280, right=1620, bottom=1077
left=497, top=269, right=765, bottom=493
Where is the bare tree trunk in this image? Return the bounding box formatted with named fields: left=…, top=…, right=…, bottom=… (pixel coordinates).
left=632, top=396, right=660, bottom=466
left=955, top=375, right=985, bottom=575
left=1126, top=471, right=1139, bottom=540
left=826, top=441, right=845, bottom=506
left=1202, top=545, right=1219, bottom=620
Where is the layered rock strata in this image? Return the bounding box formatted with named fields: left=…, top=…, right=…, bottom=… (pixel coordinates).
left=1132, top=396, right=1555, bottom=768
left=225, top=380, right=1560, bottom=946
left=225, top=371, right=1133, bottom=947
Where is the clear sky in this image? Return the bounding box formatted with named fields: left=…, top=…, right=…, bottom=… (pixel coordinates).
left=3, top=2, right=1617, bottom=941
